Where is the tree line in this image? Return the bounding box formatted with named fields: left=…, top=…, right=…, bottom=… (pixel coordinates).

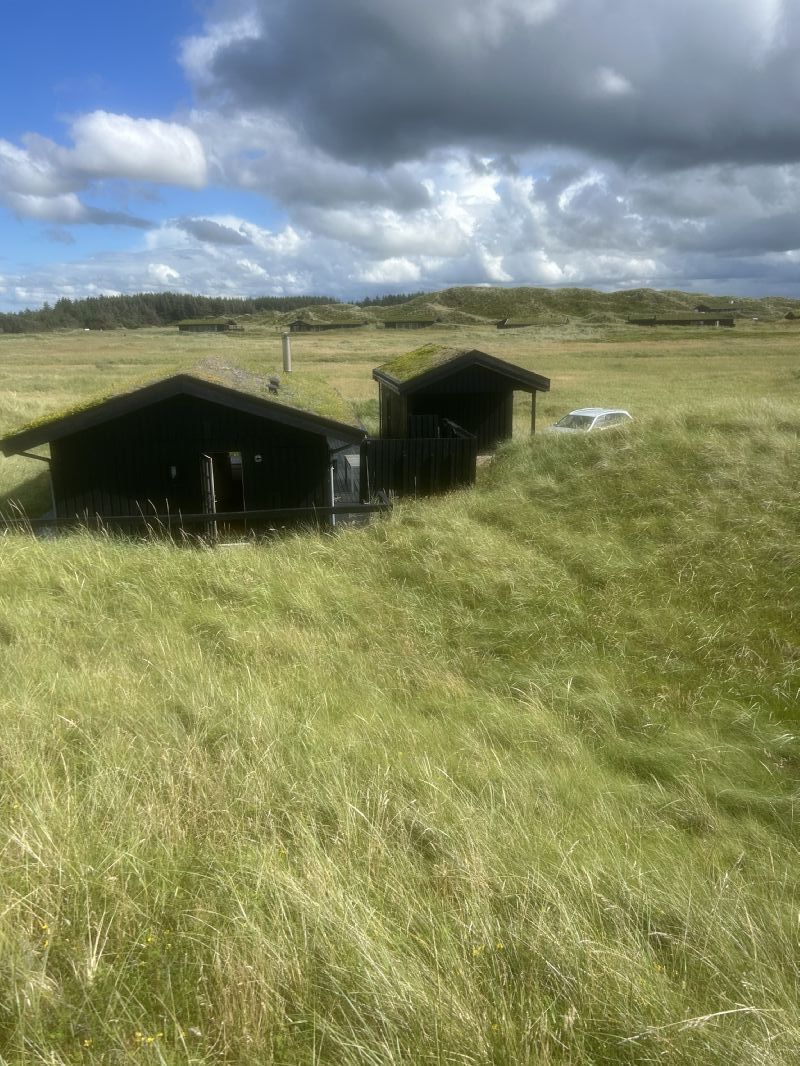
left=0, top=293, right=338, bottom=333
left=357, top=292, right=427, bottom=307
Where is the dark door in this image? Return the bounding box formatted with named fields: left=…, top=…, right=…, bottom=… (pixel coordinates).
left=201, top=451, right=246, bottom=537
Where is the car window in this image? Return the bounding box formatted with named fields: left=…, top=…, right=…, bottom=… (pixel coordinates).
left=555, top=414, right=594, bottom=429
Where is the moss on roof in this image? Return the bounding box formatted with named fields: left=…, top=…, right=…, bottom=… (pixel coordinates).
left=2, top=359, right=360, bottom=445
left=374, top=345, right=474, bottom=384
left=191, top=361, right=359, bottom=425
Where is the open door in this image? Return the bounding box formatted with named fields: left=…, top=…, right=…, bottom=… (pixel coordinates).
left=201, top=452, right=217, bottom=539
left=201, top=452, right=246, bottom=539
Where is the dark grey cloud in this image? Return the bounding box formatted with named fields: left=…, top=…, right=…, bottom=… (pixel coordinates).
left=197, top=0, right=800, bottom=169
left=83, top=207, right=154, bottom=228
left=225, top=145, right=431, bottom=211
left=175, top=216, right=251, bottom=244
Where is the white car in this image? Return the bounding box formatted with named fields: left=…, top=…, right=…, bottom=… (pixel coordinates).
left=549, top=407, right=633, bottom=432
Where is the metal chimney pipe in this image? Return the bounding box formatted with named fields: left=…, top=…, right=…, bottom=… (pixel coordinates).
left=282, top=331, right=292, bottom=373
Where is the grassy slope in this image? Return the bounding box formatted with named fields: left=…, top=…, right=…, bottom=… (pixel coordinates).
left=1, top=403, right=799, bottom=1063
left=387, top=286, right=800, bottom=323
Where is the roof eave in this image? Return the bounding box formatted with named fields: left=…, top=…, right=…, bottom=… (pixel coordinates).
left=371, top=367, right=402, bottom=392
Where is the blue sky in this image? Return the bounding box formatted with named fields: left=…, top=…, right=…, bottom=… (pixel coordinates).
left=1, top=1, right=196, bottom=139
left=2, top=0, right=800, bottom=311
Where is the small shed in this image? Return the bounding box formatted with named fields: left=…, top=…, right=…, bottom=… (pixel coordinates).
left=372, top=345, right=550, bottom=451
left=177, top=318, right=238, bottom=333
left=0, top=361, right=364, bottom=522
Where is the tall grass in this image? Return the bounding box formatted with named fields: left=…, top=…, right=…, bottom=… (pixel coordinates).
left=1, top=406, right=798, bottom=1063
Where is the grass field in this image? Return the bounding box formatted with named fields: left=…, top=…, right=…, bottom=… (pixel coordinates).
left=0, top=321, right=798, bottom=1063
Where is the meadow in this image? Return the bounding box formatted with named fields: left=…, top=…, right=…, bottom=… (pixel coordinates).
left=0, top=320, right=798, bottom=1063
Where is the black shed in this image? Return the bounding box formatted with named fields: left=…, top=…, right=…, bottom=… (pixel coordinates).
left=0, top=362, right=364, bottom=521
left=372, top=345, right=550, bottom=451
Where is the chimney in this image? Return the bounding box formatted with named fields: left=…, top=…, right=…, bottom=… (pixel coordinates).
left=282, top=331, right=292, bottom=373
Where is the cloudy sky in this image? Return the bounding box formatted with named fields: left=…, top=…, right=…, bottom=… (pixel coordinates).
left=2, top=0, right=799, bottom=310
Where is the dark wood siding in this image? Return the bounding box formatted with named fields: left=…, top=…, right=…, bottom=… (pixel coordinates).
left=379, top=389, right=407, bottom=439
left=407, top=391, right=512, bottom=451
left=49, top=394, right=330, bottom=518
left=403, top=366, right=515, bottom=451
left=360, top=435, right=477, bottom=500
left=378, top=365, right=518, bottom=451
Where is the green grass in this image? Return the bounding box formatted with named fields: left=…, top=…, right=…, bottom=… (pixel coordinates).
left=0, top=324, right=799, bottom=1063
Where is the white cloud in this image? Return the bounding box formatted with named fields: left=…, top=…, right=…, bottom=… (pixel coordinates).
left=5, top=191, right=87, bottom=223
left=357, top=258, right=422, bottom=284
left=0, top=111, right=207, bottom=230
left=0, top=137, right=71, bottom=197
left=148, top=263, right=181, bottom=284
left=70, top=112, right=207, bottom=187
left=236, top=258, right=268, bottom=277
left=557, top=170, right=605, bottom=212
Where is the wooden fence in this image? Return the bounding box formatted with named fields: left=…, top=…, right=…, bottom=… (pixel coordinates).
left=360, top=422, right=477, bottom=501
left=0, top=499, right=391, bottom=540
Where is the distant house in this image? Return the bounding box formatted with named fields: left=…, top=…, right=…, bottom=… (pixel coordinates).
left=693, top=304, right=740, bottom=314
left=382, top=316, right=437, bottom=330
left=288, top=319, right=368, bottom=333
left=628, top=315, right=734, bottom=328
left=177, top=318, right=238, bottom=333
left=0, top=362, right=364, bottom=524
left=372, top=345, right=551, bottom=451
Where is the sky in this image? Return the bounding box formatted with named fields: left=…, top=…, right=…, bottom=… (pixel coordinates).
left=2, top=0, right=800, bottom=311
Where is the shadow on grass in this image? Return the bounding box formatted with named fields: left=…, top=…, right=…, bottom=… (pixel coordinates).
left=0, top=468, right=52, bottom=522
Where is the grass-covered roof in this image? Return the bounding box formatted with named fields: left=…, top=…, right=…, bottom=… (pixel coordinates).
left=186, top=360, right=359, bottom=425
left=373, top=345, right=550, bottom=393
left=0, top=359, right=361, bottom=454
left=373, top=345, right=471, bottom=384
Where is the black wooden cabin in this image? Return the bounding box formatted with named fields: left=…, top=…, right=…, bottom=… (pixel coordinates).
left=372, top=346, right=550, bottom=452
left=0, top=364, right=364, bottom=523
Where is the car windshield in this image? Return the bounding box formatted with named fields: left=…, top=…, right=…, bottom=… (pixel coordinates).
left=555, top=414, right=594, bottom=429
